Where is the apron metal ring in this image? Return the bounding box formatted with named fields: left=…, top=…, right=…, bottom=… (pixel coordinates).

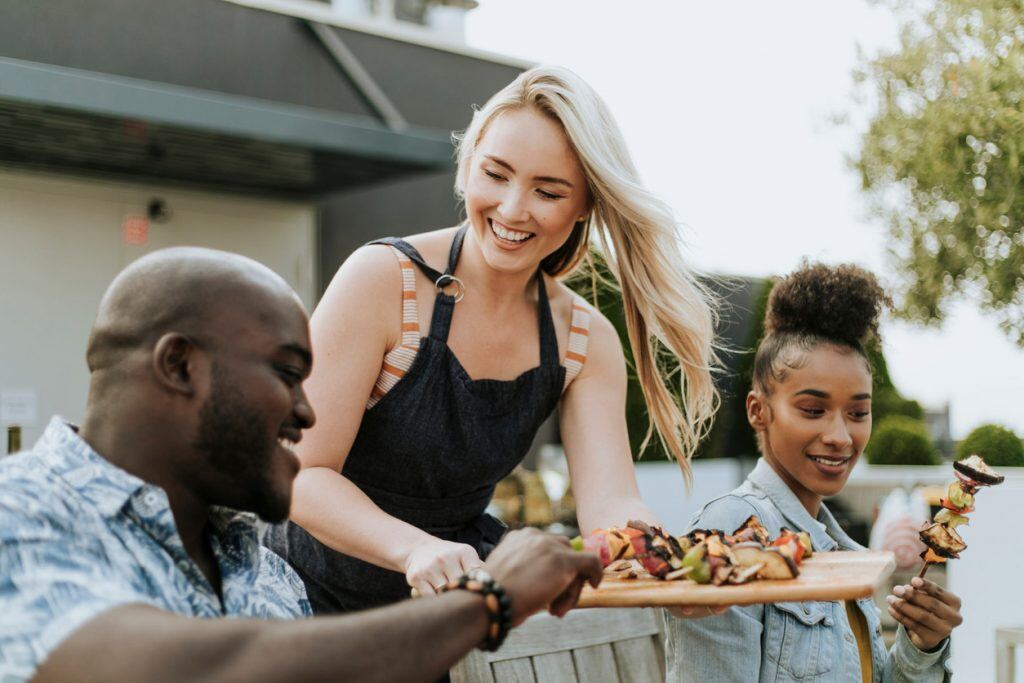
left=435, top=274, right=465, bottom=303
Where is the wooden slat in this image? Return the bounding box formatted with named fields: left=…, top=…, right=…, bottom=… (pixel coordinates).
left=492, top=659, right=537, bottom=683
left=612, top=637, right=665, bottom=683
left=451, top=650, right=495, bottom=683
left=487, top=608, right=660, bottom=662
left=531, top=651, right=577, bottom=682
left=579, top=551, right=896, bottom=608
left=457, top=609, right=667, bottom=682
left=572, top=644, right=619, bottom=682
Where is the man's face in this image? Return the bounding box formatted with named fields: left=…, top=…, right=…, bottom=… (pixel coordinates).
left=192, top=294, right=314, bottom=523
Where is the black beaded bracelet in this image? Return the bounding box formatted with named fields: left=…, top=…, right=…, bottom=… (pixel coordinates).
left=440, top=568, right=512, bottom=652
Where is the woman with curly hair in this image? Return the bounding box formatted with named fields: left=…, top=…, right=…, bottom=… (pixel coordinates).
left=268, top=65, right=719, bottom=615
left=664, top=263, right=963, bottom=682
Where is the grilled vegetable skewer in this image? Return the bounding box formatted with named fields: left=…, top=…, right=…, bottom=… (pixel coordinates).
left=917, top=455, right=1003, bottom=578
left=571, top=515, right=812, bottom=586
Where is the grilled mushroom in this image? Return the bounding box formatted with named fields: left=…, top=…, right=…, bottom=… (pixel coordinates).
left=919, top=522, right=967, bottom=559
left=731, top=515, right=772, bottom=546
left=731, top=543, right=799, bottom=580
left=953, top=455, right=1005, bottom=486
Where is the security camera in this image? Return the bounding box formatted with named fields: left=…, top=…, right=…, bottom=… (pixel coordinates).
left=147, top=198, right=171, bottom=223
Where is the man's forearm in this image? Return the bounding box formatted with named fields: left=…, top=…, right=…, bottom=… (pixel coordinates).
left=36, top=592, right=490, bottom=683
left=249, top=590, right=490, bottom=683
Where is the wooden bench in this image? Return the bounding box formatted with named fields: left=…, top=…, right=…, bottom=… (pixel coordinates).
left=451, top=607, right=665, bottom=683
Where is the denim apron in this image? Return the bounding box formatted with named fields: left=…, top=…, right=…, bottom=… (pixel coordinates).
left=271, top=226, right=566, bottom=614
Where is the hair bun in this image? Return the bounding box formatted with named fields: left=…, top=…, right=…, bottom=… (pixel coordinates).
left=765, top=262, right=890, bottom=346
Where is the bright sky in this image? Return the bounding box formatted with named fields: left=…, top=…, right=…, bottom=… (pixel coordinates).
left=465, top=0, right=1024, bottom=440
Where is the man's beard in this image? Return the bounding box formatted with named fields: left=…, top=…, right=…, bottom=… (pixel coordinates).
left=193, top=365, right=290, bottom=523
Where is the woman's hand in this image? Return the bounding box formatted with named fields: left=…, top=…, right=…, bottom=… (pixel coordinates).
left=886, top=576, right=963, bottom=652
left=405, top=538, right=483, bottom=596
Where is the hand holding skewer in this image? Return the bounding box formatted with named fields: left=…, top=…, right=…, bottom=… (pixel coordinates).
left=886, top=577, right=963, bottom=652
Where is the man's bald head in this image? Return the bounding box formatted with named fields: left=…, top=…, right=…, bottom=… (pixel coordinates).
left=87, top=247, right=303, bottom=376
left=79, top=248, right=314, bottom=524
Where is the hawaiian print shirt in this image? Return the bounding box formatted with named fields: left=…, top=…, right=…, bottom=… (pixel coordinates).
left=0, top=417, right=311, bottom=682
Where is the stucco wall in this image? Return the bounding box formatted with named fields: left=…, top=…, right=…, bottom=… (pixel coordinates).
left=0, top=169, right=315, bottom=446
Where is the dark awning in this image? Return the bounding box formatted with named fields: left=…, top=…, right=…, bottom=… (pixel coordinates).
left=0, top=56, right=454, bottom=197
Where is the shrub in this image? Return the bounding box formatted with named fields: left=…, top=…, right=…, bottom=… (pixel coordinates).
left=866, top=416, right=939, bottom=466
left=871, top=387, right=924, bottom=425
left=956, top=424, right=1024, bottom=467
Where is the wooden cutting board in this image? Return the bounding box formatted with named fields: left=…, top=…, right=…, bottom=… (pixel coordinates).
left=577, top=550, right=895, bottom=608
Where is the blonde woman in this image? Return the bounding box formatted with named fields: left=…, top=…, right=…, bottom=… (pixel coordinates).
left=270, top=66, right=718, bottom=614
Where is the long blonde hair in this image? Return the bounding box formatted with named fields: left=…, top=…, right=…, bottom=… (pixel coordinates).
left=454, top=65, right=719, bottom=483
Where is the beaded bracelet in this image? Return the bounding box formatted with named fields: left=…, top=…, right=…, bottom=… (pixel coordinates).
left=440, top=568, right=512, bottom=652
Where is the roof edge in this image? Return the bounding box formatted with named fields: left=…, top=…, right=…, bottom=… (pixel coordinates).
left=222, top=0, right=535, bottom=70
left=0, top=57, right=455, bottom=167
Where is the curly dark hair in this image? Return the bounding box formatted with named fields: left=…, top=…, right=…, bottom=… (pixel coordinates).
left=753, top=262, right=891, bottom=393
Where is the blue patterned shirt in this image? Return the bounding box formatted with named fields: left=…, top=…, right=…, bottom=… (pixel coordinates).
left=0, top=417, right=311, bottom=682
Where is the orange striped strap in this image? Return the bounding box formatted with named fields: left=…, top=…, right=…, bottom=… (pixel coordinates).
left=562, top=296, right=591, bottom=392
left=367, top=246, right=421, bottom=409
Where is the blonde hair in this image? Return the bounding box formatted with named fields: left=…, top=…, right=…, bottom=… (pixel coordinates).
left=454, top=65, right=719, bottom=483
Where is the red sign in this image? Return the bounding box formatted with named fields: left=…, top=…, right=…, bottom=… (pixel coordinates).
left=122, top=215, right=149, bottom=246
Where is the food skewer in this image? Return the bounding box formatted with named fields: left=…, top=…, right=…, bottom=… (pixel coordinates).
left=916, top=455, right=1004, bottom=578
left=571, top=516, right=811, bottom=586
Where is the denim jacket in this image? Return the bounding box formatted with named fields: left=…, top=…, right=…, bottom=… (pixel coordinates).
left=663, top=459, right=952, bottom=682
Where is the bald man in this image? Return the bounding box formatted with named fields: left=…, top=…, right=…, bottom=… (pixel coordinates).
left=0, top=248, right=601, bottom=683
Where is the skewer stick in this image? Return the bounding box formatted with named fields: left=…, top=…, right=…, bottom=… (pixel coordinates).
left=916, top=562, right=931, bottom=580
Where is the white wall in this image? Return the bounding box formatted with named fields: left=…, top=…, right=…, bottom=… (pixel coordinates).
left=840, top=464, right=1024, bottom=680
left=0, top=170, right=316, bottom=447
left=836, top=462, right=956, bottom=526
left=947, top=481, right=1024, bottom=682
left=634, top=459, right=749, bottom=532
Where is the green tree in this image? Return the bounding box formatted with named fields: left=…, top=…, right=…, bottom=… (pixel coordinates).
left=867, top=415, right=941, bottom=465
left=864, top=341, right=925, bottom=425
left=854, top=0, right=1024, bottom=345
left=567, top=254, right=672, bottom=462
left=956, top=423, right=1024, bottom=466
left=706, top=277, right=773, bottom=460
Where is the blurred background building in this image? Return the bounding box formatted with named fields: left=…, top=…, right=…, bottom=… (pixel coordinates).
left=0, top=0, right=526, bottom=445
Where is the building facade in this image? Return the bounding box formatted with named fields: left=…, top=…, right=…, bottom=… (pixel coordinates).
left=0, top=0, right=526, bottom=445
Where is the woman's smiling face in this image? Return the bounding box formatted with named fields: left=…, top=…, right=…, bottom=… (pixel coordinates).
left=747, top=343, right=873, bottom=514
left=463, top=107, right=590, bottom=274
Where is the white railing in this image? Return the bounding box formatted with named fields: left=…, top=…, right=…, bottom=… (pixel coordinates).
left=332, top=0, right=470, bottom=40
left=221, top=0, right=530, bottom=69
left=996, top=627, right=1024, bottom=683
